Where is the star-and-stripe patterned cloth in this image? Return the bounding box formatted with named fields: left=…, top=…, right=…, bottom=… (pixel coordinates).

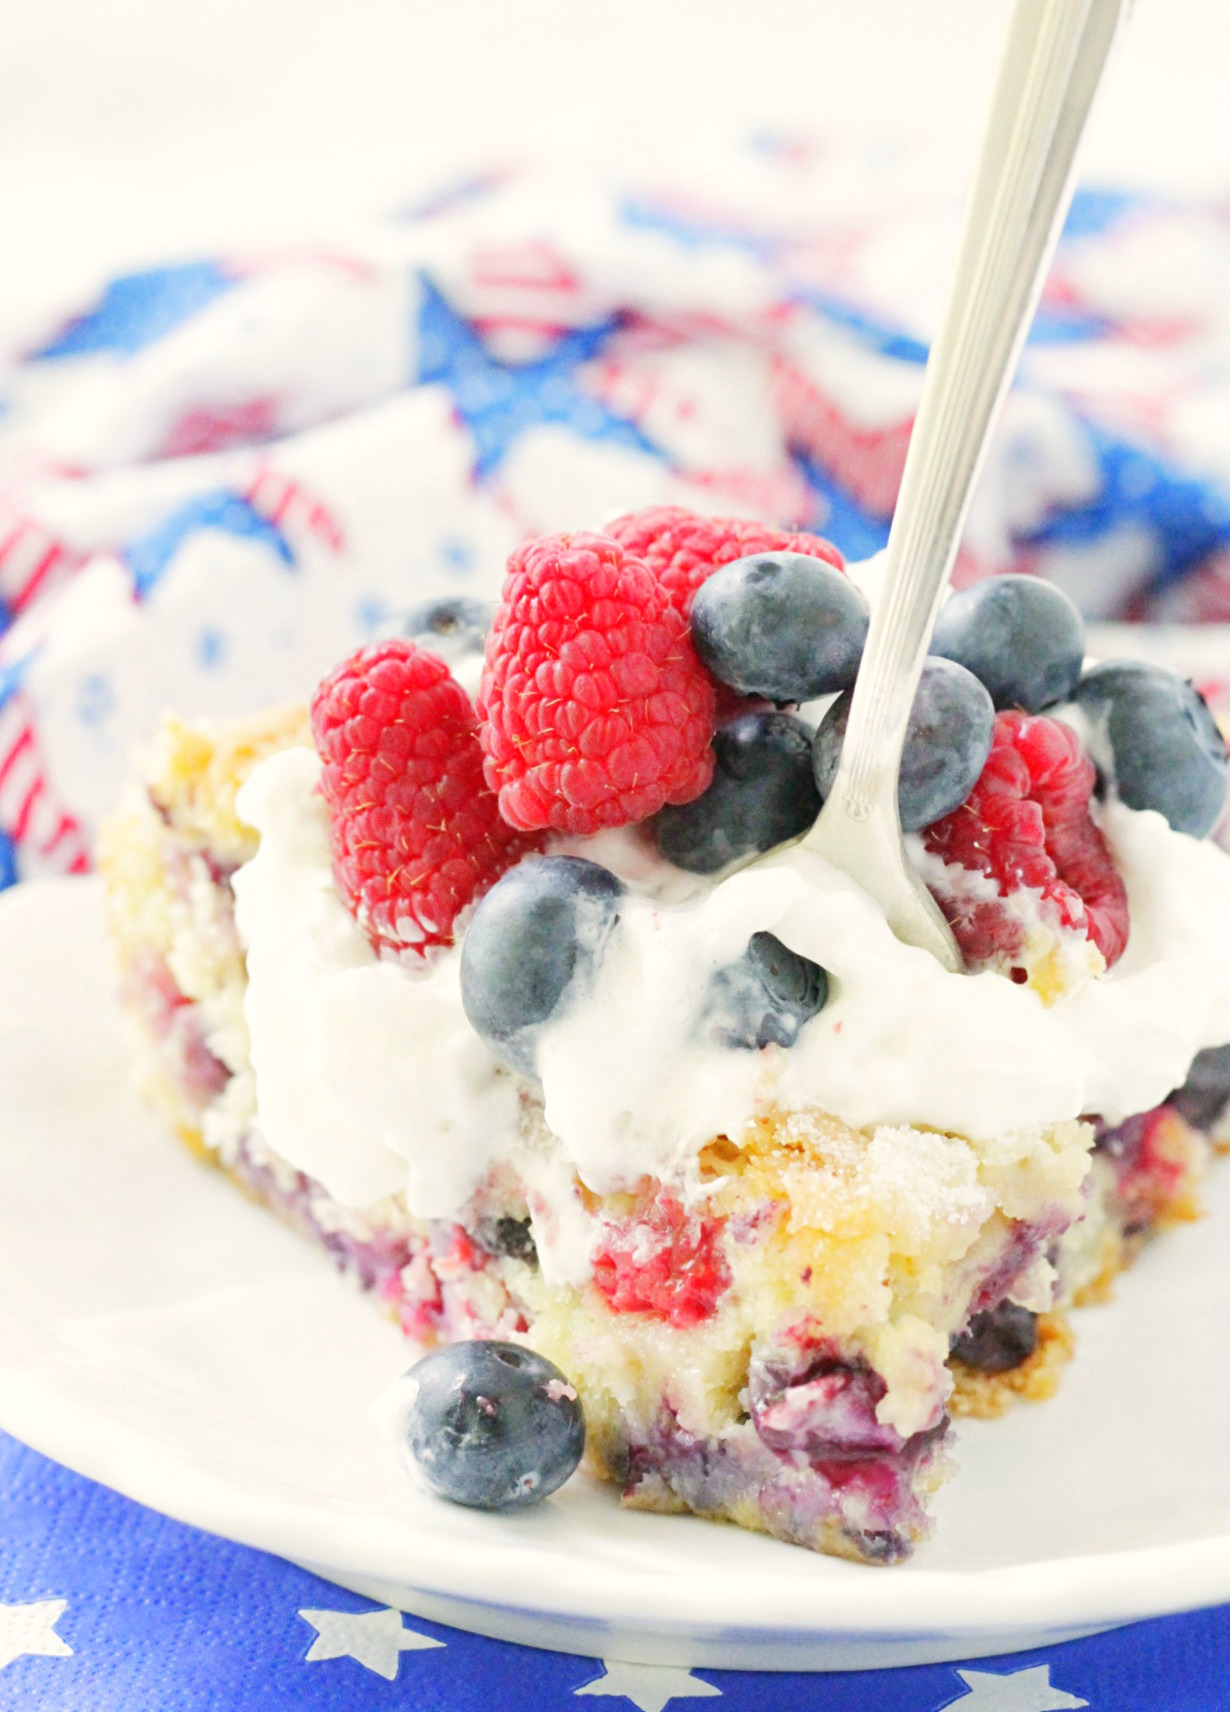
left=0, top=143, right=1228, bottom=1707
left=1, top=143, right=1229, bottom=891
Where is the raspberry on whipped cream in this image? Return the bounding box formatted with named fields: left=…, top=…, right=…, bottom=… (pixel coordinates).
left=478, top=532, right=717, bottom=834
left=311, top=638, right=537, bottom=957
left=919, top=709, right=1130, bottom=997
left=604, top=504, right=843, bottom=618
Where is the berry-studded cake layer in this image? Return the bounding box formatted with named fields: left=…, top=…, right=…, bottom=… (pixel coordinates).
left=945, top=1098, right=1214, bottom=1419
left=99, top=500, right=1230, bottom=1559
left=101, top=697, right=1227, bottom=1561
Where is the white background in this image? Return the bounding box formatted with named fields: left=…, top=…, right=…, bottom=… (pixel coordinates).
left=0, top=0, right=1226, bottom=314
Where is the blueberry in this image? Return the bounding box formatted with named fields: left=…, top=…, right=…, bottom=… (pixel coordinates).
left=403, top=1340, right=585, bottom=1509
left=950, top=1302, right=1038, bottom=1373
left=1169, top=1042, right=1230, bottom=1132
left=478, top=1215, right=539, bottom=1267
left=1092, top=1110, right=1150, bottom=1168
left=689, top=552, right=869, bottom=702
left=460, top=856, right=623, bottom=1077
left=1071, top=660, right=1228, bottom=838
left=929, top=574, right=1085, bottom=712
left=813, top=657, right=994, bottom=833
left=846, top=1527, right=912, bottom=1565
left=705, top=931, right=828, bottom=1051
left=401, top=596, right=493, bottom=662
left=652, top=712, right=820, bottom=874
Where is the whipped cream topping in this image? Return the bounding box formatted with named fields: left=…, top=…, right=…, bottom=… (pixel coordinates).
left=233, top=747, right=522, bottom=1212
left=233, top=739, right=1230, bottom=1265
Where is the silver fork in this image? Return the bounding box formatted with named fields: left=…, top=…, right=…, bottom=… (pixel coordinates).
left=803, top=0, right=1132, bottom=970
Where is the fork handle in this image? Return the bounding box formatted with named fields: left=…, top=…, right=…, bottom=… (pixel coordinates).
left=829, top=0, right=1131, bottom=824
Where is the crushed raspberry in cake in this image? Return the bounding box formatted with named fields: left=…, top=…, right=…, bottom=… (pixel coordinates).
left=605, top=504, right=844, bottom=619
left=126, top=949, right=230, bottom=1109
left=592, top=1193, right=731, bottom=1328
left=1094, top=1106, right=1202, bottom=1234
left=311, top=638, right=537, bottom=957
left=749, top=1338, right=908, bottom=1459
left=922, top=710, right=1130, bottom=974
left=478, top=532, right=716, bottom=834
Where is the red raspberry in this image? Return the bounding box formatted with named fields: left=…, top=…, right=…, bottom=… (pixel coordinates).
left=922, top=711, right=1129, bottom=973
left=478, top=532, right=716, bottom=834
left=592, top=1194, right=731, bottom=1329
left=311, top=639, right=537, bottom=957
left=604, top=504, right=844, bottom=619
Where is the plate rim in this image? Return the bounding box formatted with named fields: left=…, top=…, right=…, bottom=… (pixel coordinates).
left=2, top=1353, right=1227, bottom=1642
left=1, top=876, right=1228, bottom=1665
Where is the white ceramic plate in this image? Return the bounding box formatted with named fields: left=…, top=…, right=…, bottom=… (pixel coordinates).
left=1, top=877, right=1227, bottom=1672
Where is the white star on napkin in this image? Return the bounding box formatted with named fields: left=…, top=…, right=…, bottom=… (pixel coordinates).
left=574, top=1658, right=723, bottom=1712
left=298, top=1605, right=444, bottom=1680
left=944, top=1664, right=1089, bottom=1711
left=0, top=1599, right=73, bottom=1672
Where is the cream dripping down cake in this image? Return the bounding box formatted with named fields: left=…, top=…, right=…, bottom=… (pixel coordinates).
left=100, top=507, right=1230, bottom=1565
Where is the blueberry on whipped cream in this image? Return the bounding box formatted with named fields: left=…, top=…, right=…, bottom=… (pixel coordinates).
left=689, top=549, right=870, bottom=702
left=813, top=656, right=995, bottom=833
left=1071, top=659, right=1228, bottom=838
left=652, top=711, right=820, bottom=874
left=930, top=573, right=1086, bottom=713
left=704, top=930, right=829, bottom=1051
left=401, top=595, right=494, bottom=666
left=460, top=855, right=624, bottom=1078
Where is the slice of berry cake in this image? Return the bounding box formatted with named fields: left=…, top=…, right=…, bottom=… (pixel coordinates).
left=100, top=510, right=1230, bottom=1563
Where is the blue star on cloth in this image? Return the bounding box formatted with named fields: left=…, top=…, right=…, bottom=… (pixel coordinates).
left=415, top=276, right=660, bottom=479
left=1, top=1432, right=1227, bottom=1712
left=30, top=262, right=239, bottom=361
left=122, top=488, right=298, bottom=600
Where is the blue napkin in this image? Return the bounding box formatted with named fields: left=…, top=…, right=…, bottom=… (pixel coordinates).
left=1, top=1430, right=1226, bottom=1712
